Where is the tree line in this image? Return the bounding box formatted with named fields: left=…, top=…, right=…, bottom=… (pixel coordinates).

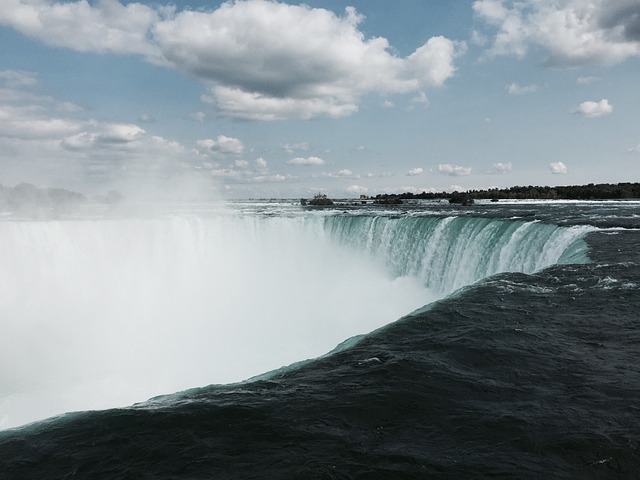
left=373, top=182, right=640, bottom=203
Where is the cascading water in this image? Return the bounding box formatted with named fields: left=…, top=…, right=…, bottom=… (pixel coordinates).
left=0, top=206, right=591, bottom=429
left=323, top=214, right=591, bottom=292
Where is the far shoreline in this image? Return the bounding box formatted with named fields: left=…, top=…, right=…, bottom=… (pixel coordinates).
left=301, top=182, right=640, bottom=207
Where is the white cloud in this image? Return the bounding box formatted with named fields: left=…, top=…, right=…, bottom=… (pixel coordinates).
left=197, top=135, right=245, bottom=155
left=255, top=157, right=268, bottom=169
left=1, top=1, right=464, bottom=121
left=406, top=36, right=467, bottom=87
left=407, top=167, right=424, bottom=176
left=474, top=0, right=640, bottom=66
left=216, top=135, right=245, bottom=154
left=506, top=82, right=537, bottom=95
left=158, top=4, right=465, bottom=119
left=438, top=164, right=472, bottom=176
left=0, top=105, right=82, bottom=140
left=101, top=123, right=146, bottom=144
left=575, top=99, right=613, bottom=118
left=0, top=0, right=162, bottom=58
left=550, top=161, right=568, bottom=174
left=335, top=169, right=353, bottom=177
left=61, top=131, right=98, bottom=150
left=0, top=73, right=208, bottom=190
left=287, top=156, right=325, bottom=166
left=211, top=86, right=359, bottom=120
left=489, top=162, right=512, bottom=174
left=346, top=184, right=368, bottom=195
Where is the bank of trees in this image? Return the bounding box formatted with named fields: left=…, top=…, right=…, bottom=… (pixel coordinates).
left=374, top=182, right=640, bottom=203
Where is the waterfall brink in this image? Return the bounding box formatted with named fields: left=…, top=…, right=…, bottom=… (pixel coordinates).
left=324, top=215, right=591, bottom=293
left=0, top=209, right=590, bottom=429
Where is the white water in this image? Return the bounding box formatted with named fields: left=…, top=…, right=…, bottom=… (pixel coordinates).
left=0, top=204, right=591, bottom=429
left=324, top=215, right=592, bottom=292
left=0, top=209, right=434, bottom=429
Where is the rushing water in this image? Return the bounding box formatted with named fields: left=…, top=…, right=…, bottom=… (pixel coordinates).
left=1, top=199, right=639, bottom=478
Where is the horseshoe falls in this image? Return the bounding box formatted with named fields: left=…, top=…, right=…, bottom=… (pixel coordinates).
left=1, top=200, right=639, bottom=479
left=0, top=202, right=587, bottom=429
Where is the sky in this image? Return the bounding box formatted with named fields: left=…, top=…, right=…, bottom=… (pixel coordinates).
left=0, top=0, right=639, bottom=199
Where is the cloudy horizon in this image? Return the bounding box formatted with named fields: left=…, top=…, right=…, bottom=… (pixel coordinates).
left=1, top=0, right=639, bottom=198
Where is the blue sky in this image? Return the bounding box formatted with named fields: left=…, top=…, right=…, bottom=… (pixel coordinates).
left=1, top=0, right=639, bottom=199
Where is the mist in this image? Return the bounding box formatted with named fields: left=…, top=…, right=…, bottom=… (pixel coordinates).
left=0, top=209, right=433, bottom=429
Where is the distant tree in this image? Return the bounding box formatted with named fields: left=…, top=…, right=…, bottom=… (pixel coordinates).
left=308, top=193, right=334, bottom=206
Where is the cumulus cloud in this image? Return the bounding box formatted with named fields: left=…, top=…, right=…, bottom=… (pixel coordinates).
left=406, top=36, right=467, bottom=87
left=101, top=123, right=146, bottom=144
left=197, top=135, right=245, bottom=155
left=438, top=164, right=472, bottom=176
left=506, top=82, right=537, bottom=95
left=1, top=0, right=464, bottom=120
left=287, top=156, right=325, bottom=166
left=575, top=99, right=613, bottom=118
left=407, top=167, right=424, bottom=176
left=628, top=143, right=640, bottom=154
left=473, top=0, right=640, bottom=65
left=158, top=3, right=465, bottom=119
left=550, top=161, right=568, bottom=174
left=0, top=0, right=163, bottom=58
left=255, top=157, right=268, bottom=169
